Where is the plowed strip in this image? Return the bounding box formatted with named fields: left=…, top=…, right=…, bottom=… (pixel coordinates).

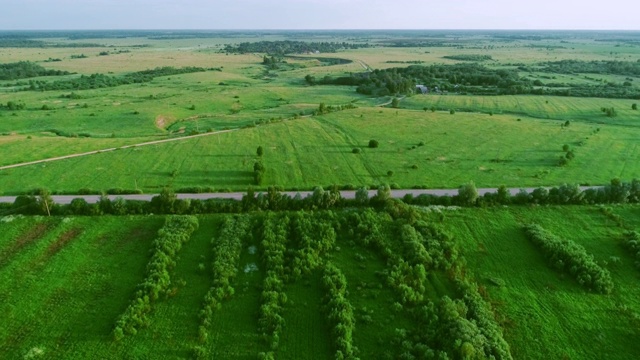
left=0, top=223, right=50, bottom=268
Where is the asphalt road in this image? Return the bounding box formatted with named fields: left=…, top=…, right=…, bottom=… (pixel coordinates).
left=0, top=187, right=600, bottom=205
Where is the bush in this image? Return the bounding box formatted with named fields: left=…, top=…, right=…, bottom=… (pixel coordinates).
left=368, top=139, right=379, bottom=148
left=449, top=109, right=456, bottom=115
left=352, top=147, right=361, bottom=154
left=633, top=103, right=637, bottom=110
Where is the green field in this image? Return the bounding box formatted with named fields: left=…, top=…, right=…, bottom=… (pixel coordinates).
left=1, top=205, right=640, bottom=359
left=1, top=30, right=640, bottom=194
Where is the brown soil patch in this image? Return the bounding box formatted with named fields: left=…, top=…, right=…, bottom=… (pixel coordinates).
left=155, top=115, right=166, bottom=129
left=46, top=228, right=82, bottom=257
left=0, top=223, right=50, bottom=268
left=155, top=115, right=176, bottom=130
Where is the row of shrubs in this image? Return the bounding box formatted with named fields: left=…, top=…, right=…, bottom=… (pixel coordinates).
left=194, top=216, right=250, bottom=358
left=113, top=215, right=199, bottom=340
left=523, top=224, right=614, bottom=294
left=257, top=214, right=290, bottom=359
left=322, top=262, right=359, bottom=360
left=622, top=230, right=640, bottom=270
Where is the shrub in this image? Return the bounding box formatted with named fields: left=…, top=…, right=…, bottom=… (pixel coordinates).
left=368, top=139, right=379, bottom=148
left=633, top=103, right=637, bottom=110
left=352, top=147, right=361, bottom=154
left=449, top=109, right=456, bottom=115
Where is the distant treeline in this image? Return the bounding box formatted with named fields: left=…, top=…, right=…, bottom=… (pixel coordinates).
left=306, top=63, right=525, bottom=96
left=540, top=60, right=640, bottom=77
left=223, top=40, right=370, bottom=55
left=307, top=63, right=640, bottom=99
left=23, top=66, right=210, bottom=91
left=443, top=54, right=493, bottom=61
left=3, top=178, right=640, bottom=217
left=0, top=39, right=105, bottom=48
left=0, top=61, right=70, bottom=80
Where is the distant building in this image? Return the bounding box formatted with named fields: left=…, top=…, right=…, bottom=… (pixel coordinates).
left=416, top=85, right=429, bottom=94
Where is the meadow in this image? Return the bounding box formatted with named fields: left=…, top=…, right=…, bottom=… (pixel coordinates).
left=1, top=30, right=639, bottom=194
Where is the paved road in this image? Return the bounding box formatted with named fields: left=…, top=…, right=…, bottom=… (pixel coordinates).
left=0, top=186, right=600, bottom=205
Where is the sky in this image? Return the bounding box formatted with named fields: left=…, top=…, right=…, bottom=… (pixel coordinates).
left=1, top=0, right=637, bottom=30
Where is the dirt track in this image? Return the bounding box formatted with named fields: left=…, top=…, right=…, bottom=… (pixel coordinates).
left=0, top=129, right=238, bottom=171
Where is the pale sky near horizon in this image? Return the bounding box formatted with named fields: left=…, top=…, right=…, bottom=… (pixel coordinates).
left=0, top=0, right=637, bottom=30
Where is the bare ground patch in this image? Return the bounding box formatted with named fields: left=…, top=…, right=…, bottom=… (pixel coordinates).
left=46, top=228, right=83, bottom=257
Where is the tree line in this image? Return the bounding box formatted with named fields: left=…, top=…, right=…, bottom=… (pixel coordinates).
left=4, top=178, right=640, bottom=217
left=523, top=224, right=614, bottom=294
left=306, top=63, right=640, bottom=99
left=113, top=215, right=199, bottom=340
left=21, top=66, right=211, bottom=91
left=0, top=61, right=70, bottom=80
left=223, top=40, right=370, bottom=56
left=193, top=215, right=251, bottom=358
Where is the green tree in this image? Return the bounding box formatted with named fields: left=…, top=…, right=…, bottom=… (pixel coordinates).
left=257, top=146, right=264, bottom=157
left=458, top=181, right=478, bottom=206
left=391, top=97, right=400, bottom=108
left=37, top=189, right=53, bottom=216
left=633, top=103, right=638, bottom=110
left=368, top=139, right=379, bottom=148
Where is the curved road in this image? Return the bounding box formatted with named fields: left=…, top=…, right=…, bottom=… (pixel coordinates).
left=0, top=186, right=600, bottom=205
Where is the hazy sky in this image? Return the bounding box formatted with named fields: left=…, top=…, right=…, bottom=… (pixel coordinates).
left=1, top=0, right=637, bottom=30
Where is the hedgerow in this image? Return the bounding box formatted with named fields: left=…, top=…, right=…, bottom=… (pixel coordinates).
left=523, top=224, right=614, bottom=294
left=113, top=215, right=199, bottom=340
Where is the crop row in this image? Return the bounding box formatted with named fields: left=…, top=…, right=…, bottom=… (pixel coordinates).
left=113, top=215, right=199, bottom=340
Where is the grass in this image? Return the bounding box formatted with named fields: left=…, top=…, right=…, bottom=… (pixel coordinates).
left=443, top=205, right=640, bottom=360
left=1, top=104, right=638, bottom=194
left=2, top=206, right=640, bottom=359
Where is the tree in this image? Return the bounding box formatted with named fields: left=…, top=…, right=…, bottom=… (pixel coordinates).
left=257, top=146, right=264, bottom=157
left=562, top=144, right=570, bottom=152
left=449, top=109, right=456, bottom=115
left=633, top=103, right=638, bottom=110
left=368, top=139, right=379, bottom=148
left=391, top=97, right=400, bottom=108
left=458, top=181, right=478, bottom=206
left=37, top=189, right=53, bottom=216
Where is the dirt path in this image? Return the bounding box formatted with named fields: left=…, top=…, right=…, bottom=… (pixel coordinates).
left=0, top=128, right=238, bottom=171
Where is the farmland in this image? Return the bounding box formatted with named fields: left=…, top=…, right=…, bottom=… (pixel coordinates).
left=1, top=205, right=640, bottom=359
left=2, top=29, right=640, bottom=360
